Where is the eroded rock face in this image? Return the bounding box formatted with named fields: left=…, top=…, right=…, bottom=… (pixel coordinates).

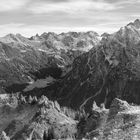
left=0, top=131, right=10, bottom=140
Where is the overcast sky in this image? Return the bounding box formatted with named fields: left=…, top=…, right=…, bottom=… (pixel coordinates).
left=0, top=0, right=139, bottom=37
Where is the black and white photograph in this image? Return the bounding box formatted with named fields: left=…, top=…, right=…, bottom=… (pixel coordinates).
left=0, top=0, right=140, bottom=139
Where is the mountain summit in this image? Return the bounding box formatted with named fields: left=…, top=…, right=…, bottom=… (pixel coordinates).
left=127, top=19, right=140, bottom=29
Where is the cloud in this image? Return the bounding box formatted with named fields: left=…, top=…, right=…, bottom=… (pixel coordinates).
left=105, top=0, right=140, bottom=4
left=118, top=0, right=140, bottom=4
left=0, top=0, right=139, bottom=37
left=131, top=14, right=140, bottom=18
left=0, top=0, right=29, bottom=12
left=0, top=23, right=24, bottom=36
left=36, top=0, right=69, bottom=3
left=28, top=0, right=118, bottom=14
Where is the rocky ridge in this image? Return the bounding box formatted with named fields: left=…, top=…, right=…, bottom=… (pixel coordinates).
left=0, top=94, right=77, bottom=140
left=1, top=95, right=140, bottom=139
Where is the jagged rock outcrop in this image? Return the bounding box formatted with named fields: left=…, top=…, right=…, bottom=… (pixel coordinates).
left=0, top=131, right=10, bottom=140
left=78, top=99, right=140, bottom=140
left=0, top=94, right=77, bottom=140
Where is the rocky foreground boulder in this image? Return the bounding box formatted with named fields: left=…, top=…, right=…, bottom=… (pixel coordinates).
left=90, top=98, right=140, bottom=140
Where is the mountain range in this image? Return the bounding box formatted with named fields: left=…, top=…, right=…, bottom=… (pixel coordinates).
left=0, top=31, right=99, bottom=93
left=1, top=19, right=140, bottom=139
